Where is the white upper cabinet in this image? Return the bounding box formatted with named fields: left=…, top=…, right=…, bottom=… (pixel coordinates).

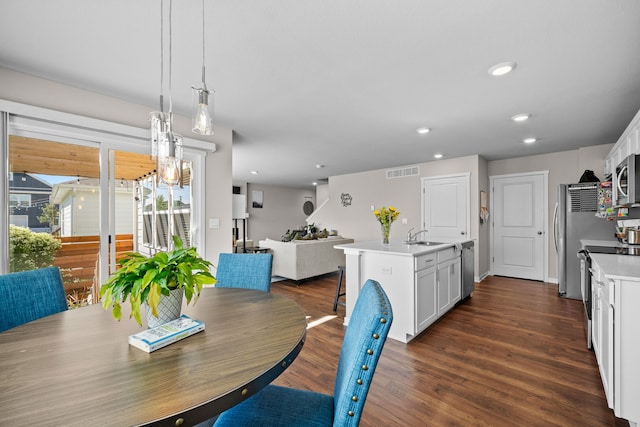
left=606, top=108, right=640, bottom=177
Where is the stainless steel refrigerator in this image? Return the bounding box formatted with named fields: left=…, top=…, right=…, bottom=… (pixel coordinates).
left=554, top=183, right=615, bottom=299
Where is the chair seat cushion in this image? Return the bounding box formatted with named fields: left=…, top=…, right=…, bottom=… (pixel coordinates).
left=214, top=385, right=333, bottom=427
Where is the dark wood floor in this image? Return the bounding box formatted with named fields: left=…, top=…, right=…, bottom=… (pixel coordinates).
left=269, top=274, right=627, bottom=427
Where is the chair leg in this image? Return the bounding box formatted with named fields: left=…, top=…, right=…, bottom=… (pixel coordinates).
left=333, top=266, right=346, bottom=312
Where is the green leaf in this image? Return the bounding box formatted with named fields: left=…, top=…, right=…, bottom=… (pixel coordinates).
left=113, top=302, right=122, bottom=321
left=130, top=294, right=142, bottom=326
left=147, top=282, right=162, bottom=318
left=142, top=268, right=159, bottom=289
left=101, top=287, right=113, bottom=310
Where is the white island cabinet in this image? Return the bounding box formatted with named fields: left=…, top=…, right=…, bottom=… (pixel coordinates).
left=335, top=239, right=470, bottom=343
left=589, top=254, right=640, bottom=426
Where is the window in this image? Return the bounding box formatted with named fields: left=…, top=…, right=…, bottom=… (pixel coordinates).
left=10, top=193, right=31, bottom=207
left=140, top=162, right=192, bottom=252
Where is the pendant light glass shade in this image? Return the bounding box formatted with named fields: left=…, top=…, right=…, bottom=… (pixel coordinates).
left=192, top=86, right=213, bottom=135
left=153, top=112, right=183, bottom=186
left=158, top=134, right=182, bottom=186
left=149, top=110, right=168, bottom=160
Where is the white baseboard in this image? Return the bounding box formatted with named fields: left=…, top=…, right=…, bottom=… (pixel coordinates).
left=476, top=271, right=490, bottom=282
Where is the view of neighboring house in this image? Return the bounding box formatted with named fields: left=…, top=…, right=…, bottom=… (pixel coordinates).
left=9, top=172, right=52, bottom=232
left=51, top=178, right=134, bottom=237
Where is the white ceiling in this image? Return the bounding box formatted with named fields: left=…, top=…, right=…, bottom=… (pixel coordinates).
left=1, top=0, right=640, bottom=189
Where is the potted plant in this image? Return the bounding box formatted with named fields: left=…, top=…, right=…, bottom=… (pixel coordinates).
left=100, top=235, right=217, bottom=327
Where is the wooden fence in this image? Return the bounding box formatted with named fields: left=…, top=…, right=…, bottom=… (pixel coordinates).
left=53, top=234, right=134, bottom=306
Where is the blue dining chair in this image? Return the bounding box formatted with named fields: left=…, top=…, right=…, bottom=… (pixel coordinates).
left=213, top=279, right=393, bottom=427
left=215, top=253, right=273, bottom=292
left=0, top=266, right=68, bottom=333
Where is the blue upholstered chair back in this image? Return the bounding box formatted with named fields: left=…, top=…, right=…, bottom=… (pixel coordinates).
left=0, top=267, right=68, bottom=333
left=212, top=279, right=392, bottom=427
left=215, top=253, right=273, bottom=292
left=332, top=279, right=393, bottom=426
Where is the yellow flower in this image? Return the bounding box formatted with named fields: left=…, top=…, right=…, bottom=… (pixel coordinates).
left=373, top=205, right=400, bottom=225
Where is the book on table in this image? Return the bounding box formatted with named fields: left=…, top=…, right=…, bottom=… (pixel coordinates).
left=128, top=315, right=205, bottom=353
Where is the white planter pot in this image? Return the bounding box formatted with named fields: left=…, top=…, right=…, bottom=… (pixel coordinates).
left=146, top=288, right=184, bottom=328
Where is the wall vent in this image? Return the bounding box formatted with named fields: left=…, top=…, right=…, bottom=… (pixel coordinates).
left=386, top=166, right=420, bottom=179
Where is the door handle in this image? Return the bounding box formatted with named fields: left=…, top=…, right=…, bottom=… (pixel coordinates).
left=460, top=231, right=465, bottom=235
left=553, top=202, right=558, bottom=251
left=537, top=231, right=543, bottom=235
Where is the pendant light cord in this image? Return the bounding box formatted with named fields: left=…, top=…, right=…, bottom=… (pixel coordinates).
left=201, top=0, right=206, bottom=84
left=159, top=0, right=164, bottom=113
left=168, top=0, right=173, bottom=116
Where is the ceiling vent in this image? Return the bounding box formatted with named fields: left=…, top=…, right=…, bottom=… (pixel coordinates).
left=386, top=166, right=420, bottom=179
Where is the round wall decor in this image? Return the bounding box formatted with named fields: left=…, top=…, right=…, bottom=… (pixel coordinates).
left=303, top=200, right=314, bottom=215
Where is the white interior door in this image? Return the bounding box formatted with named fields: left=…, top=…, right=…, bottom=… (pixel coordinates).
left=491, top=172, right=546, bottom=281
left=422, top=174, right=469, bottom=239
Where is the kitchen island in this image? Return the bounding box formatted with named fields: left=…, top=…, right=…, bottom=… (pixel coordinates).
left=334, top=238, right=474, bottom=343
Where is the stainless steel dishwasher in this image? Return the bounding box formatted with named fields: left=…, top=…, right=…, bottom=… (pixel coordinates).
left=461, top=241, right=475, bottom=300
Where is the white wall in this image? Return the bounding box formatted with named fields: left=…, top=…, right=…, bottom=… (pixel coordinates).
left=308, top=145, right=614, bottom=283
left=245, top=183, right=316, bottom=242
left=0, top=66, right=233, bottom=264
left=309, top=155, right=485, bottom=279
left=71, top=190, right=99, bottom=236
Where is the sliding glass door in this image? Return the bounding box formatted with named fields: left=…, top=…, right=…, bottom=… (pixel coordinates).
left=1, top=102, right=207, bottom=308
left=8, top=135, right=101, bottom=306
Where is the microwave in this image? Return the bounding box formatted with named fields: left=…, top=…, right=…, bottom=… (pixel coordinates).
left=614, top=154, right=640, bottom=206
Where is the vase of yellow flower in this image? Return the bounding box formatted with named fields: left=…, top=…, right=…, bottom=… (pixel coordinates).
left=374, top=205, right=400, bottom=245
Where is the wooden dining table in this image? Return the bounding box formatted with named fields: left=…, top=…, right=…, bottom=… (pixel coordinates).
left=0, top=287, right=307, bottom=426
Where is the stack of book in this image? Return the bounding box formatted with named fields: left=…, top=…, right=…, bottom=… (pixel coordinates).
left=128, top=315, right=205, bottom=353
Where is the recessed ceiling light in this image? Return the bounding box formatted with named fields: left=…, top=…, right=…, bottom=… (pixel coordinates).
left=251, top=170, right=259, bottom=174
left=315, top=164, right=324, bottom=169
left=416, top=127, right=430, bottom=135
left=434, top=153, right=443, bottom=159
left=511, top=113, right=530, bottom=122
left=488, top=61, right=517, bottom=76
left=312, top=182, right=318, bottom=186
left=523, top=137, right=537, bottom=144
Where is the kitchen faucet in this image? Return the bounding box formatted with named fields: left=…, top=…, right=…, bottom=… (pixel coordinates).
left=407, top=229, right=428, bottom=242
left=406, top=227, right=414, bottom=241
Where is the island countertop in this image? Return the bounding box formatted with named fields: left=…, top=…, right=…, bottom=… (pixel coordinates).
left=334, top=238, right=474, bottom=257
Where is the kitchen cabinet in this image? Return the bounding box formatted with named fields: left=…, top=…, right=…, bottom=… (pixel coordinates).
left=589, top=255, right=640, bottom=425
left=336, top=240, right=467, bottom=343
left=592, top=269, right=613, bottom=408
left=437, top=248, right=461, bottom=315
left=415, top=253, right=438, bottom=333
left=613, top=278, right=640, bottom=423
left=605, top=107, right=640, bottom=178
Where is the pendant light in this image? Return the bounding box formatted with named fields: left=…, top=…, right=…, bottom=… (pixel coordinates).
left=150, top=0, right=183, bottom=187
left=191, top=0, right=214, bottom=135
